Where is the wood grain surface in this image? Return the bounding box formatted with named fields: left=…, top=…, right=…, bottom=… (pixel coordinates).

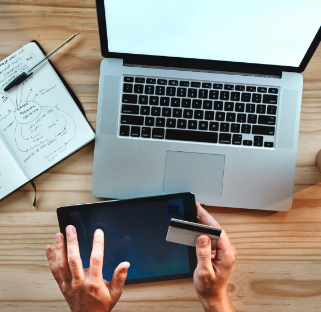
left=0, top=1, right=321, bottom=311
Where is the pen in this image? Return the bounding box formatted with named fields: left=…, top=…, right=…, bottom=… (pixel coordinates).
left=3, top=31, right=81, bottom=92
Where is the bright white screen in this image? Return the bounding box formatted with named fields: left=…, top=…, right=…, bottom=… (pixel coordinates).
left=104, top=0, right=321, bottom=67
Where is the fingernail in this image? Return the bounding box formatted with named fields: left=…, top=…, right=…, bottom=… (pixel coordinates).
left=199, top=237, right=208, bottom=246
left=45, top=247, right=51, bottom=254
left=55, top=235, right=61, bottom=242
left=96, top=229, right=103, bottom=236
left=66, top=227, right=73, bottom=234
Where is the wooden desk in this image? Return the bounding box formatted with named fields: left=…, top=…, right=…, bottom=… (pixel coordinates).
left=1, top=1, right=321, bottom=311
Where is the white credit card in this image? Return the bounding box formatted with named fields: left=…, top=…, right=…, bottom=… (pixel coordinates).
left=166, top=218, right=222, bottom=250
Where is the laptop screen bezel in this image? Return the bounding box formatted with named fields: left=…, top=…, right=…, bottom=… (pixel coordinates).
left=95, top=0, right=321, bottom=76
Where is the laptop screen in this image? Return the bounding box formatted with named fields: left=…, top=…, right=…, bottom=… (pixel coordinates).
left=104, top=0, right=321, bottom=68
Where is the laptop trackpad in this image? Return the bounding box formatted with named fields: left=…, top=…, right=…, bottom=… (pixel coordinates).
left=163, top=151, right=225, bottom=197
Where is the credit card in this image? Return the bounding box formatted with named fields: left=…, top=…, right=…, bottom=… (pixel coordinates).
left=166, top=218, right=222, bottom=249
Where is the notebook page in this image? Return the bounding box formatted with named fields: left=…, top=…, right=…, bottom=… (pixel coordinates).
left=0, top=42, right=95, bottom=180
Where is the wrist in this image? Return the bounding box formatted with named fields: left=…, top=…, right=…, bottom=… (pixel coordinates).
left=198, top=291, right=233, bottom=312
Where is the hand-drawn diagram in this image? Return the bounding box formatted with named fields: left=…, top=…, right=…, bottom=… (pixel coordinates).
left=0, top=81, right=76, bottom=163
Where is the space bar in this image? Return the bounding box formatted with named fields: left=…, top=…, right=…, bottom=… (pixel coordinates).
left=166, top=129, right=218, bottom=143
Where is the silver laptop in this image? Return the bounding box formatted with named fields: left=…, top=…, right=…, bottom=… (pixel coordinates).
left=92, top=0, right=321, bottom=211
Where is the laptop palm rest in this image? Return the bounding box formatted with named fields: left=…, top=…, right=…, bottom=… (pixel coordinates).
left=163, top=151, right=225, bottom=197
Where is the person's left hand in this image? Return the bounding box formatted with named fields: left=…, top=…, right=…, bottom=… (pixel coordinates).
left=45, top=225, right=130, bottom=312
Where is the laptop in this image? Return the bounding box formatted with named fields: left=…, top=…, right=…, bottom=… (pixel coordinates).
left=92, top=0, right=321, bottom=211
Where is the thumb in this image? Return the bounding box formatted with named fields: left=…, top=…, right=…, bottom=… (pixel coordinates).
left=109, top=261, right=130, bottom=296
left=196, top=235, right=213, bottom=273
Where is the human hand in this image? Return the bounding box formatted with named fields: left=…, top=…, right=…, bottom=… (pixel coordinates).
left=45, top=225, right=130, bottom=312
left=193, top=202, right=236, bottom=312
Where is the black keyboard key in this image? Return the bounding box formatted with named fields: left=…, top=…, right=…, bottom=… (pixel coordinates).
left=119, top=125, right=130, bottom=136
left=232, top=134, right=242, bottom=145
left=248, top=114, right=257, bottom=124
left=169, top=80, right=178, bottom=86
left=252, top=93, right=262, bottom=103
left=235, top=103, right=245, bottom=112
left=237, top=113, right=246, bottom=123
left=246, top=86, right=256, bottom=92
left=122, top=94, right=137, bottom=104
left=235, top=85, right=245, bottom=91
left=183, top=109, right=193, bottom=119
left=258, top=115, right=276, bottom=125
left=243, top=140, right=252, bottom=146
left=252, top=125, right=275, bottom=135
left=231, top=92, right=240, bottom=101
left=166, top=129, right=218, bottom=144
left=156, top=86, right=165, bottom=95
left=146, top=78, right=156, bottom=84
left=231, top=123, right=240, bottom=133
left=177, top=119, right=187, bottom=129
left=162, top=107, right=171, bottom=117
left=188, top=120, right=197, bottom=129
left=188, top=88, right=197, bottom=98
left=135, top=77, right=145, bottom=83
left=145, top=85, right=154, bottom=94
left=121, top=115, right=144, bottom=125
left=199, top=121, right=208, bottom=130
left=177, top=88, right=187, bottom=97
left=219, top=133, right=231, bottom=144
left=192, top=99, right=202, bottom=108
left=151, top=107, right=161, bottom=116
left=220, top=91, right=229, bottom=100
left=258, top=87, right=267, bottom=93
left=157, top=79, right=167, bottom=85
left=267, top=105, right=277, bottom=115
left=246, top=103, right=255, bottom=113
left=173, top=108, right=182, bottom=118
left=224, top=102, right=234, bottom=111
left=199, top=89, right=208, bottom=98
left=140, top=106, right=150, bottom=115
left=182, top=98, right=191, bottom=108
left=166, top=87, right=176, bottom=96
left=123, top=83, right=133, bottom=93
left=194, top=110, right=204, bottom=119
left=124, top=76, right=134, bottom=82
left=152, top=128, right=165, bottom=139
left=141, top=127, right=151, bottom=138
left=209, top=90, right=219, bottom=99
left=241, top=93, right=251, bottom=102
left=256, top=104, right=266, bottom=114
left=139, top=95, right=148, bottom=104
left=264, top=142, right=274, bottom=148
left=191, top=82, right=201, bottom=88
left=209, top=122, right=219, bottom=131
left=268, top=88, right=278, bottom=94
left=215, top=112, right=225, bottom=121
left=122, top=104, right=139, bottom=114
left=224, top=84, right=234, bottom=90
left=156, top=117, right=165, bottom=127
left=171, top=98, right=180, bottom=107
left=241, top=124, right=251, bottom=133
left=226, top=112, right=236, bottom=122
left=202, top=82, right=211, bottom=88
left=205, top=111, right=214, bottom=120
left=263, top=94, right=278, bottom=104
left=203, top=100, right=213, bottom=109
left=214, top=101, right=223, bottom=110
left=180, top=81, right=189, bottom=87
left=254, top=136, right=263, bottom=147
left=160, top=97, right=170, bottom=106
left=166, top=118, right=176, bottom=128
left=145, top=117, right=154, bottom=126
left=131, top=126, right=140, bottom=137
left=220, top=123, right=229, bottom=132
left=134, top=84, right=144, bottom=93
left=213, top=83, right=223, bottom=89
left=149, top=96, right=159, bottom=105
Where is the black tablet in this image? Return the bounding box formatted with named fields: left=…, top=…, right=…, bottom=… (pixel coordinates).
left=57, top=192, right=197, bottom=285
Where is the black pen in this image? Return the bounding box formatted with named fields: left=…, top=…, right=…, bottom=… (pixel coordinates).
left=3, top=31, right=80, bottom=92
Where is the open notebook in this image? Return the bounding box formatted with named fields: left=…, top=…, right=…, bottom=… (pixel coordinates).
left=0, top=42, right=95, bottom=200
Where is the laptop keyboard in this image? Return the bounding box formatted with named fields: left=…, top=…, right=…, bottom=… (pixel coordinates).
left=119, top=76, right=278, bottom=147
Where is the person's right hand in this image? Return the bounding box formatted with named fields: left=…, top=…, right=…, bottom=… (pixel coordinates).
left=193, top=202, right=237, bottom=312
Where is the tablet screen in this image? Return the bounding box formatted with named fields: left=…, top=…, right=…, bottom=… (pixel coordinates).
left=57, top=193, right=197, bottom=284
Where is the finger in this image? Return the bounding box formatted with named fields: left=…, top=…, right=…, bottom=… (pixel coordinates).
left=66, top=225, right=84, bottom=282
left=196, top=202, right=221, bottom=228
left=215, top=230, right=236, bottom=263
left=109, top=262, right=130, bottom=297
left=90, top=229, right=104, bottom=282
left=196, top=235, right=214, bottom=273
left=55, top=233, right=72, bottom=283
left=46, top=245, right=64, bottom=288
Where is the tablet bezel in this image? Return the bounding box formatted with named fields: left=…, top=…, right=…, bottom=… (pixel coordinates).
left=57, top=192, right=198, bottom=285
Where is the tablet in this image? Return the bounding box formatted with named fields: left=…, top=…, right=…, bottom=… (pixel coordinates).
left=57, top=192, right=197, bottom=285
